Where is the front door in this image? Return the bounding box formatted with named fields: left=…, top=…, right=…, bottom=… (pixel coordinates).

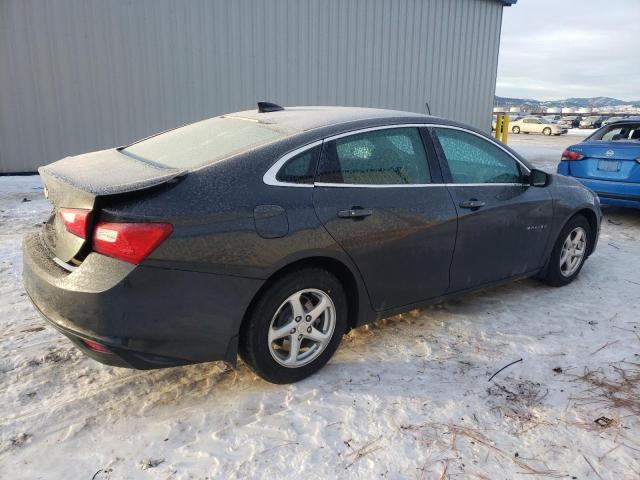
left=524, top=118, right=543, bottom=133
left=430, top=126, right=553, bottom=292
left=313, top=126, right=458, bottom=311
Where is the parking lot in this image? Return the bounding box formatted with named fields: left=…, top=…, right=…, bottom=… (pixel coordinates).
left=508, top=130, right=596, bottom=172
left=1, top=132, right=639, bottom=479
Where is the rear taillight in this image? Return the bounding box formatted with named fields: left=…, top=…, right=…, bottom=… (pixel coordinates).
left=59, top=208, right=91, bottom=238
left=82, top=339, right=112, bottom=353
left=561, top=150, right=584, bottom=161
left=92, top=222, right=173, bottom=265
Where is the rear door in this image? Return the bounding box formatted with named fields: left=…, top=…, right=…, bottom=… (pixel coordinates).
left=313, top=126, right=457, bottom=311
left=430, top=126, right=553, bottom=292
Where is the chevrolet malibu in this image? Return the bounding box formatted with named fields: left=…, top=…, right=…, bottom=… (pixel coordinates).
left=24, top=104, right=601, bottom=384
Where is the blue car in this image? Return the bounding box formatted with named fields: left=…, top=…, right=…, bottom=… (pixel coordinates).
left=557, top=120, right=640, bottom=208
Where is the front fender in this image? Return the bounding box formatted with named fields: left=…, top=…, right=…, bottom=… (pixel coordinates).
left=537, top=174, right=601, bottom=276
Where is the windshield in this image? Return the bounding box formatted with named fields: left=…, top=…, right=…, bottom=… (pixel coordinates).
left=121, top=117, right=286, bottom=169
left=590, top=123, right=640, bottom=141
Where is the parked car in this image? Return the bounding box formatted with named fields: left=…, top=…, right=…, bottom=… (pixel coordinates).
left=602, top=116, right=624, bottom=126
left=492, top=114, right=521, bottom=131
left=510, top=116, right=568, bottom=135
left=579, top=116, right=605, bottom=129
left=559, top=116, right=581, bottom=128
left=24, top=104, right=601, bottom=384
left=543, top=115, right=562, bottom=123
left=558, top=120, right=640, bottom=209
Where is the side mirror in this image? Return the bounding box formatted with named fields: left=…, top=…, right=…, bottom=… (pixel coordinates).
left=528, top=168, right=549, bottom=187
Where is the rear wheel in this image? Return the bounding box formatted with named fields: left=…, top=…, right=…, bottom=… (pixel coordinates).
left=543, top=127, right=552, bottom=136
left=512, top=126, right=520, bottom=134
left=543, top=215, right=590, bottom=287
left=239, top=268, right=347, bottom=384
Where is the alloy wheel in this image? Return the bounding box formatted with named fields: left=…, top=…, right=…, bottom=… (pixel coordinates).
left=268, top=289, right=336, bottom=368
left=559, top=227, right=587, bottom=277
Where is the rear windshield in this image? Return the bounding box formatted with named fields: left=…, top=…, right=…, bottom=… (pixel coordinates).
left=121, top=117, right=285, bottom=169
left=590, top=123, right=640, bottom=141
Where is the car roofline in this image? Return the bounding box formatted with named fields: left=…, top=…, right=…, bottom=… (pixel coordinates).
left=263, top=120, right=532, bottom=187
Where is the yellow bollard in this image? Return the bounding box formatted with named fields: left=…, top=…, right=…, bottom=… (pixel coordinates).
left=494, top=114, right=503, bottom=141
left=501, top=114, right=509, bottom=144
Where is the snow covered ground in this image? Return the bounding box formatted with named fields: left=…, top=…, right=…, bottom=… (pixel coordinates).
left=1, top=154, right=640, bottom=478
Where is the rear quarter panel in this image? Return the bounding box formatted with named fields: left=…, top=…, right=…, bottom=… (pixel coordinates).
left=97, top=134, right=377, bottom=325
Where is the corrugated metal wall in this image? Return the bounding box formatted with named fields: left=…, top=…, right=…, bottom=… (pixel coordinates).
left=0, top=0, right=503, bottom=173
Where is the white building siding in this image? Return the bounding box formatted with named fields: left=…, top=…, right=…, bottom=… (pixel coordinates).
left=0, top=0, right=504, bottom=172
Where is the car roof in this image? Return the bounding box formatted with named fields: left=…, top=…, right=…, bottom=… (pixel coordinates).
left=602, top=120, right=640, bottom=126
left=223, top=105, right=433, bottom=134
left=192, top=104, right=535, bottom=176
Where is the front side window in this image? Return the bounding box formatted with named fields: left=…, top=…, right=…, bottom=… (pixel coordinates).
left=316, top=128, right=431, bottom=185
left=433, top=128, right=522, bottom=184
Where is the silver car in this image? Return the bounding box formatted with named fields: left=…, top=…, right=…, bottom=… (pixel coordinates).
left=511, top=117, right=567, bottom=136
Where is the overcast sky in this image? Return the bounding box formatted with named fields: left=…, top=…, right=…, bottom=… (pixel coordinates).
left=496, top=0, right=640, bottom=101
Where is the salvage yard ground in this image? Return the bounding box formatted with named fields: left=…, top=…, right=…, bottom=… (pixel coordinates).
left=1, top=132, right=639, bottom=479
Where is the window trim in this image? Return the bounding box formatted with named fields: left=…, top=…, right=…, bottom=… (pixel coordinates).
left=263, top=140, right=322, bottom=187
left=263, top=124, right=530, bottom=188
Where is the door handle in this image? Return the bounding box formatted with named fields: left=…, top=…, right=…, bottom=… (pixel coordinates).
left=338, top=208, right=373, bottom=219
left=459, top=199, right=486, bottom=210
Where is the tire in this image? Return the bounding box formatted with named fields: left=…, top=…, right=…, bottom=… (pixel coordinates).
left=543, top=127, right=552, bottom=136
left=543, top=215, right=591, bottom=287
left=239, top=268, right=347, bottom=384
left=512, top=126, right=520, bottom=134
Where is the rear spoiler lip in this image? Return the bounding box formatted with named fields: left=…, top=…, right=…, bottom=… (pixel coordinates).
left=37, top=148, right=185, bottom=204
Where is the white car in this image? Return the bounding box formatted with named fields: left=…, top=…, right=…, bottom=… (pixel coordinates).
left=511, top=117, right=567, bottom=136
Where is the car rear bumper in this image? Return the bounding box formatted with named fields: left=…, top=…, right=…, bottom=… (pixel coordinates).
left=571, top=177, right=640, bottom=208
left=23, top=232, right=264, bottom=369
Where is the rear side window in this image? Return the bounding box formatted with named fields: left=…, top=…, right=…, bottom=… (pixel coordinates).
left=433, top=128, right=522, bottom=184
left=316, top=127, right=431, bottom=185
left=122, top=117, right=285, bottom=169
left=275, top=146, right=320, bottom=184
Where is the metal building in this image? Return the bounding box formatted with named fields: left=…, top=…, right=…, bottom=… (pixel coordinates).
left=0, top=0, right=515, bottom=173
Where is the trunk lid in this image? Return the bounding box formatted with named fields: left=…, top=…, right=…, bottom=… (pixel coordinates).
left=38, top=148, right=183, bottom=263
left=568, top=141, right=640, bottom=182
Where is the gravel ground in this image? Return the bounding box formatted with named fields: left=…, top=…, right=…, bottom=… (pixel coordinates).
left=1, top=136, right=639, bottom=479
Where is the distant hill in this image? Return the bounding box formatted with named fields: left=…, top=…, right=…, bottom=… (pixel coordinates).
left=495, top=96, right=640, bottom=108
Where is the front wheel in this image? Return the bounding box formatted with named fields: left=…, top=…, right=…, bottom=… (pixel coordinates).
left=543, top=215, right=590, bottom=287
left=239, top=268, right=347, bottom=384
left=543, top=127, right=552, bottom=136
